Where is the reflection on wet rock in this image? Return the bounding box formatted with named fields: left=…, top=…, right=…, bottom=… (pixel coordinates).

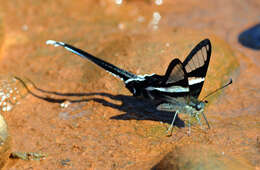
left=155, top=0, right=163, bottom=5
left=115, top=0, right=123, bottom=5
left=59, top=103, right=91, bottom=120
left=0, top=113, right=11, bottom=169
left=150, top=11, right=162, bottom=30
left=0, top=76, right=28, bottom=112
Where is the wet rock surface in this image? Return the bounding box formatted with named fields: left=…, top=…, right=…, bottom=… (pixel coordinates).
left=0, top=0, right=259, bottom=169
left=153, top=144, right=255, bottom=170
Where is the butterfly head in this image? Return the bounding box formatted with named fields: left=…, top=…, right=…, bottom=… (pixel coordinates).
left=188, top=96, right=205, bottom=112
left=195, top=101, right=205, bottom=111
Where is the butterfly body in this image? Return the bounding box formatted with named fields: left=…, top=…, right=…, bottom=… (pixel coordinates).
left=158, top=96, right=205, bottom=117
left=46, top=39, right=212, bottom=130
left=124, top=73, right=161, bottom=98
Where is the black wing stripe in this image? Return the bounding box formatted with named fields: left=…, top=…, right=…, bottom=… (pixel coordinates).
left=188, top=81, right=204, bottom=97
left=46, top=40, right=137, bottom=81
left=187, top=66, right=208, bottom=78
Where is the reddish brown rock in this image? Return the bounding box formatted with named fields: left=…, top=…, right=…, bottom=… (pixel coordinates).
left=153, top=144, right=254, bottom=170
left=0, top=0, right=259, bottom=169
left=0, top=17, right=3, bottom=58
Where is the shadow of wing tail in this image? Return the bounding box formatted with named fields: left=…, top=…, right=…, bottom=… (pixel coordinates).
left=46, top=40, right=137, bottom=81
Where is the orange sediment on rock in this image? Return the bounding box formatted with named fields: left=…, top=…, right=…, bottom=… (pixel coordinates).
left=0, top=17, right=4, bottom=60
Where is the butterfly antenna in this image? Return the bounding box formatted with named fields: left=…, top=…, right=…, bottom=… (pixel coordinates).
left=202, top=78, right=232, bottom=101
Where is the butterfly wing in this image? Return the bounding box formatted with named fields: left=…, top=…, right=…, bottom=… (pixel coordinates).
left=163, top=58, right=189, bottom=88
left=155, top=59, right=189, bottom=111
left=145, top=59, right=189, bottom=104
left=146, top=59, right=189, bottom=95
left=182, top=39, right=211, bottom=98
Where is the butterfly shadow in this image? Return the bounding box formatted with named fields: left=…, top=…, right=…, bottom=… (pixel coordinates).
left=18, top=78, right=184, bottom=128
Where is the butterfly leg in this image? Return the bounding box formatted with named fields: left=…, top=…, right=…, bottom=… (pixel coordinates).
left=166, top=111, right=179, bottom=136
left=188, top=113, right=191, bottom=135
left=195, top=113, right=203, bottom=129
left=201, top=112, right=210, bottom=129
